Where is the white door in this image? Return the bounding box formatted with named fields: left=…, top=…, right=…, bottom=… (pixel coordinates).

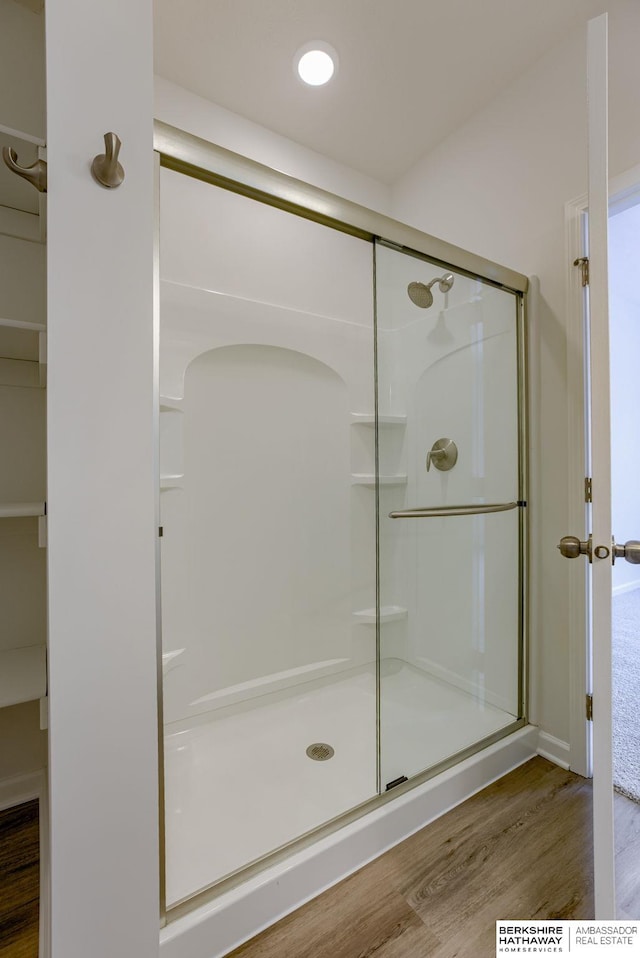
left=586, top=12, right=615, bottom=920
left=560, top=12, right=615, bottom=918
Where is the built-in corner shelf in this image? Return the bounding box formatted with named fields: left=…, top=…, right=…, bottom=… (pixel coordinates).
left=353, top=605, right=408, bottom=625
left=0, top=645, right=47, bottom=710
left=351, top=474, right=408, bottom=487
left=350, top=413, right=407, bottom=426
left=160, top=395, right=183, bottom=411
left=160, top=475, right=183, bottom=490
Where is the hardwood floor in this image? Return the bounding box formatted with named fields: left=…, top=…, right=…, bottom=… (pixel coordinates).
left=0, top=761, right=636, bottom=957
left=228, top=758, right=594, bottom=958
left=0, top=799, right=39, bottom=958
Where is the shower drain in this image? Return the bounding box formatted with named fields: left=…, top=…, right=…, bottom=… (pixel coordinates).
left=306, top=742, right=335, bottom=762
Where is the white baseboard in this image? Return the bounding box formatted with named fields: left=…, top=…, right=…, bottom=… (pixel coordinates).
left=0, top=768, right=44, bottom=811
left=536, top=730, right=571, bottom=770
left=160, top=725, right=538, bottom=958
left=0, top=768, right=50, bottom=958
left=612, top=579, right=640, bottom=597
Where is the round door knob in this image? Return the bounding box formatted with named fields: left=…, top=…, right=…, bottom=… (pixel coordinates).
left=614, top=539, right=640, bottom=564
left=558, top=535, right=581, bottom=558
left=557, top=534, right=592, bottom=561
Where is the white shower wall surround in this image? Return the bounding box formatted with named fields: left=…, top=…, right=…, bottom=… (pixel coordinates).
left=159, top=169, right=376, bottom=726
left=376, top=244, right=521, bottom=727
left=157, top=153, right=527, bottom=918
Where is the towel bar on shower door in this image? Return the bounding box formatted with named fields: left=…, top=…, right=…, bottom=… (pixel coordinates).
left=388, top=502, right=518, bottom=519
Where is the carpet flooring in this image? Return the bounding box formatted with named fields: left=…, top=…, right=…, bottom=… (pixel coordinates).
left=613, top=588, right=640, bottom=803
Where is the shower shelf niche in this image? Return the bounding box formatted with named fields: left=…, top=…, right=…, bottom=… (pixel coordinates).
left=160, top=395, right=183, bottom=411
left=352, top=606, right=408, bottom=625
left=351, top=474, right=407, bottom=487
left=350, top=413, right=407, bottom=426
left=160, top=475, right=183, bottom=490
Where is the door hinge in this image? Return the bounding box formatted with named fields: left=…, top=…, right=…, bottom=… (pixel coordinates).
left=574, top=256, right=589, bottom=286
left=585, top=477, right=592, bottom=503
left=586, top=693, right=593, bottom=722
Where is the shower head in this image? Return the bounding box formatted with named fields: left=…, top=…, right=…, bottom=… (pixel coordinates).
left=407, top=272, right=455, bottom=308
left=407, top=281, right=434, bottom=308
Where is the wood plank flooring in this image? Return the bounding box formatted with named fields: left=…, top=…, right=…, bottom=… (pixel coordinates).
left=0, top=799, right=39, bottom=958
left=228, top=758, right=594, bottom=958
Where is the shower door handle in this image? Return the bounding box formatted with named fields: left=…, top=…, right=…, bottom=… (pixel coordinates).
left=389, top=502, right=517, bottom=519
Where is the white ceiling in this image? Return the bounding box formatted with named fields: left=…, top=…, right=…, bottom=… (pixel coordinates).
left=154, top=0, right=609, bottom=184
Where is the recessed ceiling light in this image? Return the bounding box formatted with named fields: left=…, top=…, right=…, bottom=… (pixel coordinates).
left=295, top=42, right=338, bottom=86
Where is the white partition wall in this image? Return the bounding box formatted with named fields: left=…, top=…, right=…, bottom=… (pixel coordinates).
left=46, top=2, right=158, bottom=956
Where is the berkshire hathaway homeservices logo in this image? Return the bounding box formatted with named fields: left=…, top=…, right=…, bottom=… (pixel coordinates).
left=497, top=924, right=566, bottom=953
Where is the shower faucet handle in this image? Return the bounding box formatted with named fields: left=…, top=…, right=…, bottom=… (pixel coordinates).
left=426, top=448, right=445, bottom=470
left=426, top=438, right=458, bottom=472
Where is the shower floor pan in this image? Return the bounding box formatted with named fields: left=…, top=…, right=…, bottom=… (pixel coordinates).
left=163, top=658, right=516, bottom=907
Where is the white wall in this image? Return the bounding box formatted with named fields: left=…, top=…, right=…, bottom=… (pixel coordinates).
left=46, top=1, right=158, bottom=956
left=154, top=76, right=392, bottom=215
left=609, top=200, right=640, bottom=593
left=391, top=0, right=640, bottom=748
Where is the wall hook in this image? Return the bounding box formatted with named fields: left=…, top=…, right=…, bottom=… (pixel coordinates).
left=91, top=132, right=125, bottom=189
left=2, top=146, right=47, bottom=193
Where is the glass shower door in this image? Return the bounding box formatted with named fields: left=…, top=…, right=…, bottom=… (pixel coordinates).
left=375, top=241, right=524, bottom=787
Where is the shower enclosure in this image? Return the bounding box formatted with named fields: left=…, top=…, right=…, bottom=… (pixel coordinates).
left=155, top=124, right=528, bottom=916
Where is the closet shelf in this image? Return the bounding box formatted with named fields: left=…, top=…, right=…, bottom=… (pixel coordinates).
left=0, top=319, right=47, bottom=386
left=350, top=413, right=407, bottom=426
left=0, top=357, right=44, bottom=388
left=0, top=645, right=47, bottom=710
left=0, top=501, right=46, bottom=519
left=0, top=123, right=45, bottom=148
left=351, top=474, right=408, bottom=487
left=0, top=318, right=46, bottom=332
left=353, top=605, right=408, bottom=625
